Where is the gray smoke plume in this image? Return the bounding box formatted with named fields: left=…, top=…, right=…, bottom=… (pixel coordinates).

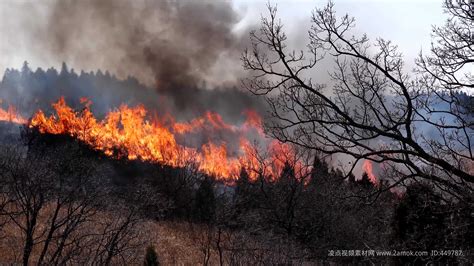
left=43, top=0, right=260, bottom=116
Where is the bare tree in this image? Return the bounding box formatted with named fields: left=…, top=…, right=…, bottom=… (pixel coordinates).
left=0, top=131, right=146, bottom=265
left=85, top=209, right=143, bottom=265
left=242, top=0, right=473, bottom=201
left=0, top=142, right=101, bottom=265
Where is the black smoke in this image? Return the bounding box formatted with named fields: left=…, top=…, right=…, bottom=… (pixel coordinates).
left=38, top=0, right=262, bottom=118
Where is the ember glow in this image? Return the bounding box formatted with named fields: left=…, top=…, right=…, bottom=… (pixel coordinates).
left=29, top=97, right=307, bottom=181
left=362, top=160, right=379, bottom=186
left=0, top=105, right=27, bottom=124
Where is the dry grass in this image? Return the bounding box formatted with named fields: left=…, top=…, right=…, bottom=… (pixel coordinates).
left=0, top=215, right=310, bottom=265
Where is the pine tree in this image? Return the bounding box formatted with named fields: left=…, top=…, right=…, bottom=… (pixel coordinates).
left=235, top=167, right=250, bottom=198
left=21, top=61, right=31, bottom=77
left=357, top=172, right=373, bottom=188
left=60, top=62, right=69, bottom=76
left=309, top=155, right=330, bottom=185
left=193, top=177, right=216, bottom=223
left=279, top=162, right=296, bottom=184
left=234, top=167, right=257, bottom=213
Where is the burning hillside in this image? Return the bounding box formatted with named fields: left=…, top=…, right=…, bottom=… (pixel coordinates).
left=27, top=97, right=309, bottom=182
left=0, top=105, right=27, bottom=124
left=1, top=0, right=472, bottom=263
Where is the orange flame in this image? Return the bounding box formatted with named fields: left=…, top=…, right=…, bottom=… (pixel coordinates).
left=30, top=97, right=308, bottom=182
left=0, top=105, right=27, bottom=124
left=362, top=160, right=379, bottom=186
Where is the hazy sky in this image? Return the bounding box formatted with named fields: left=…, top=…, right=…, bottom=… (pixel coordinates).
left=233, top=0, right=444, bottom=65
left=0, top=0, right=445, bottom=77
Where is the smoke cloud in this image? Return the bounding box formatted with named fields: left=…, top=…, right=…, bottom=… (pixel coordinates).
left=46, top=0, right=254, bottom=112
left=0, top=0, right=265, bottom=120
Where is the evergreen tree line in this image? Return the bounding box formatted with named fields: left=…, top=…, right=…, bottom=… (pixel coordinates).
left=0, top=61, right=267, bottom=122
left=0, top=61, right=155, bottom=117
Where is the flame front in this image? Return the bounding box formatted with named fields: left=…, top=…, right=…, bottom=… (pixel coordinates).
left=30, top=97, right=305, bottom=182
left=362, top=159, right=379, bottom=186
left=0, top=105, right=27, bottom=124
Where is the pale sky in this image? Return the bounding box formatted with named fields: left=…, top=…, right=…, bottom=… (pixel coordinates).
left=0, top=0, right=445, bottom=76
left=233, top=0, right=444, bottom=67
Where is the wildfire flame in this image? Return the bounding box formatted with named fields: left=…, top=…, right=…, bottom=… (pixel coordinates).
left=362, top=159, right=379, bottom=186
left=29, top=97, right=306, bottom=181
left=1, top=97, right=377, bottom=183
left=0, top=105, right=27, bottom=124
